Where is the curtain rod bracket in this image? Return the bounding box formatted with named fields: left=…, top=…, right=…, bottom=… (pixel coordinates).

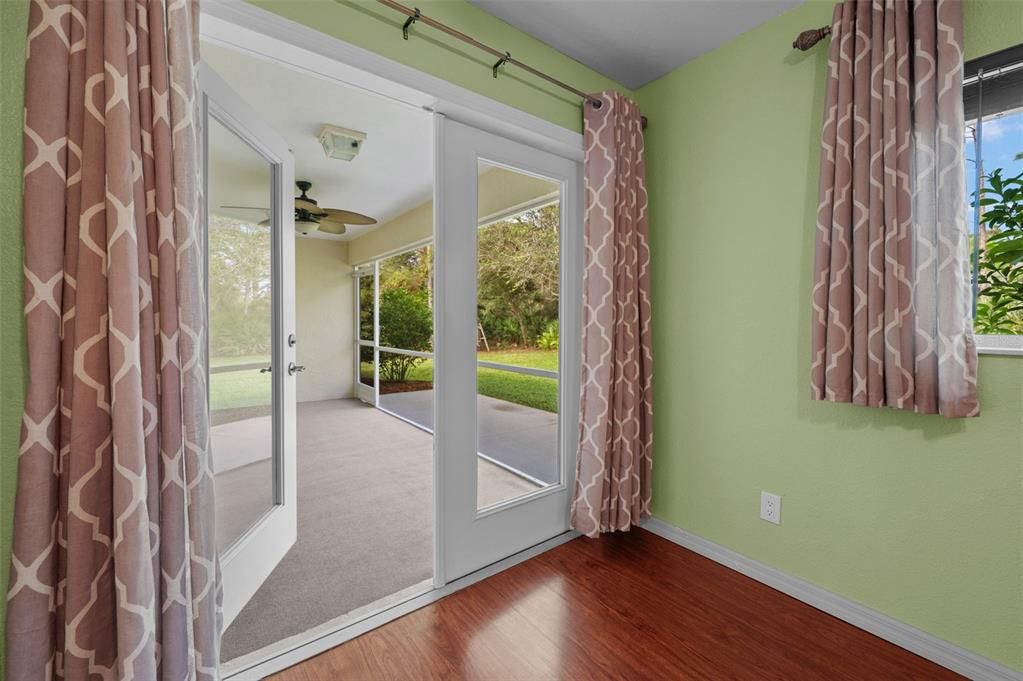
left=493, top=52, right=511, bottom=79
left=402, top=7, right=420, bottom=40
left=376, top=0, right=647, bottom=129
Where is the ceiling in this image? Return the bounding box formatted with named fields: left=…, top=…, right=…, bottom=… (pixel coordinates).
left=201, top=42, right=434, bottom=241
left=468, top=0, right=801, bottom=89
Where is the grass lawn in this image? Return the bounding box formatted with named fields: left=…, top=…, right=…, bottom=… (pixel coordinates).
left=215, top=349, right=560, bottom=414
left=384, top=349, right=558, bottom=413
left=210, top=370, right=272, bottom=412
left=210, top=354, right=271, bottom=412
left=210, top=354, right=269, bottom=369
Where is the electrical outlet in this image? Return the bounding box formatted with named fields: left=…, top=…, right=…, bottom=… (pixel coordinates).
left=760, top=491, right=781, bottom=525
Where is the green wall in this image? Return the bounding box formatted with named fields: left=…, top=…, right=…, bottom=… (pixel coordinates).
left=636, top=0, right=1022, bottom=671
left=0, top=0, right=30, bottom=675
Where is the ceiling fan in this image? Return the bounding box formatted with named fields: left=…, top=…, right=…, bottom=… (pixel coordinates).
left=222, top=180, right=377, bottom=236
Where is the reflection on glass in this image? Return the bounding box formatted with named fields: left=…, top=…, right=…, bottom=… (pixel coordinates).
left=208, top=114, right=276, bottom=551
left=476, top=161, right=562, bottom=510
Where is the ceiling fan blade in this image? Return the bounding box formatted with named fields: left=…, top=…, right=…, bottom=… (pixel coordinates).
left=321, top=208, right=377, bottom=226
left=220, top=205, right=269, bottom=212
left=295, top=197, right=320, bottom=212
left=316, top=220, right=347, bottom=235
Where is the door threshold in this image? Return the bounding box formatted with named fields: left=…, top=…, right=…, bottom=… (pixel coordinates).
left=221, top=530, right=580, bottom=680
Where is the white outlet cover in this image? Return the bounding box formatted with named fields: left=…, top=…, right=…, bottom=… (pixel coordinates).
left=760, top=491, right=781, bottom=525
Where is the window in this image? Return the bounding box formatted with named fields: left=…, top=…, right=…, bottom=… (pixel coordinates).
left=965, top=44, right=1023, bottom=355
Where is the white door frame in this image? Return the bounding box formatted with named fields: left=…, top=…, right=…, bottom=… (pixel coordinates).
left=199, top=2, right=585, bottom=677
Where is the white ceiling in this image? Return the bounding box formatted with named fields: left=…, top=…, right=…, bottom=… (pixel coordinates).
left=468, top=0, right=801, bottom=89
left=201, top=42, right=434, bottom=241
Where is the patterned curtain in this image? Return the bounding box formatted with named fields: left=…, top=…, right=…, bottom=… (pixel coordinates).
left=7, top=1, right=221, bottom=679
left=811, top=0, right=979, bottom=418
left=571, top=91, right=653, bottom=537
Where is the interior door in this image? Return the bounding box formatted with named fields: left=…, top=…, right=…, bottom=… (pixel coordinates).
left=198, top=63, right=297, bottom=627
left=436, top=117, right=582, bottom=581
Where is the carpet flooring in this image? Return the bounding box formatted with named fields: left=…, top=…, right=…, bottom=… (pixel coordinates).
left=217, top=399, right=538, bottom=661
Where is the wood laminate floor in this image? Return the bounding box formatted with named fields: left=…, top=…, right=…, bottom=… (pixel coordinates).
left=269, top=528, right=962, bottom=680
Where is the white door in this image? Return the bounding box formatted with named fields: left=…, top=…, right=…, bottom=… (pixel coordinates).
left=435, top=117, right=582, bottom=581
left=198, top=63, right=297, bottom=627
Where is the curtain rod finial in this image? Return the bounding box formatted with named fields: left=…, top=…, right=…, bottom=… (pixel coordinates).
left=793, top=25, right=831, bottom=51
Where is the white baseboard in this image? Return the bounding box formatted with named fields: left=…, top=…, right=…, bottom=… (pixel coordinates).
left=642, top=517, right=1022, bottom=681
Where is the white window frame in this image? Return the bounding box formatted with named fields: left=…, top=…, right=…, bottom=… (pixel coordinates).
left=965, top=47, right=1023, bottom=356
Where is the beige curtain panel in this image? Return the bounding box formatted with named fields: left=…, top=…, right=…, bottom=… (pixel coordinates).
left=6, top=1, right=221, bottom=679
left=571, top=91, right=654, bottom=537
left=811, top=0, right=980, bottom=418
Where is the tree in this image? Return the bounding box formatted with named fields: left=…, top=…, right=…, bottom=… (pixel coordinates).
left=974, top=168, right=1023, bottom=334
left=477, top=204, right=560, bottom=346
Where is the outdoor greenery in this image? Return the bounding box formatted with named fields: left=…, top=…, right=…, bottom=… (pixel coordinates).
left=362, top=204, right=561, bottom=398
left=536, top=320, right=559, bottom=351
left=361, top=349, right=558, bottom=412
left=974, top=168, right=1023, bottom=335
left=207, top=203, right=562, bottom=413
left=377, top=288, right=433, bottom=381
left=208, top=215, right=272, bottom=358
left=478, top=204, right=560, bottom=348
left=405, top=350, right=558, bottom=412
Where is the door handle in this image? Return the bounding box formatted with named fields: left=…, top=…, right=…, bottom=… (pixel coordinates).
left=259, top=366, right=272, bottom=374
left=288, top=363, right=306, bottom=375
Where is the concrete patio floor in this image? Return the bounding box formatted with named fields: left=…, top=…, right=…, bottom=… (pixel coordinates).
left=380, top=389, right=560, bottom=483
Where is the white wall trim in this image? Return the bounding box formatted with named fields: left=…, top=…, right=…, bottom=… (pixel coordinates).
left=642, top=517, right=1022, bottom=681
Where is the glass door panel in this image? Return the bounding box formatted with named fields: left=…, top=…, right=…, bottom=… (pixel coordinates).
left=199, top=63, right=296, bottom=628
left=475, top=161, right=562, bottom=510
left=208, top=115, right=276, bottom=551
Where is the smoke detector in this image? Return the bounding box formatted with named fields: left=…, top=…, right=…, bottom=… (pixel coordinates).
left=318, top=124, right=366, bottom=162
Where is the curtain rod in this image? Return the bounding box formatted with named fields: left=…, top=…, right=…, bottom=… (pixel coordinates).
left=375, top=0, right=648, bottom=130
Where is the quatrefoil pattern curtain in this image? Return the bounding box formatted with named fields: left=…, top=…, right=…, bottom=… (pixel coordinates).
left=571, top=91, right=653, bottom=536
left=811, top=0, right=979, bottom=418
left=6, top=1, right=221, bottom=678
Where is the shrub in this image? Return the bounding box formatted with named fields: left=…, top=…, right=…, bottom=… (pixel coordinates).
left=974, top=168, right=1023, bottom=335
left=536, top=320, right=559, bottom=350
left=378, top=288, right=432, bottom=382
